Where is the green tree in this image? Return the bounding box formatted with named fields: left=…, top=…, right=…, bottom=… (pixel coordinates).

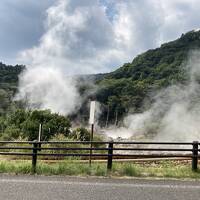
left=0, top=109, right=71, bottom=141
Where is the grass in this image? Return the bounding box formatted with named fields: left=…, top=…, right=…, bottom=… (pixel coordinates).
left=0, top=160, right=200, bottom=179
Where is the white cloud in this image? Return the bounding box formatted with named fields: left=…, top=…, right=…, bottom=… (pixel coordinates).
left=156, top=0, right=200, bottom=43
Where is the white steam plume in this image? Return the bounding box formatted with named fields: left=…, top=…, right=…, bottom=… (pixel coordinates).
left=106, top=51, right=200, bottom=141
left=15, top=67, right=80, bottom=115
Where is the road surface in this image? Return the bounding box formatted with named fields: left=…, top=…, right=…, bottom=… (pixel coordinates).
left=0, top=175, right=200, bottom=200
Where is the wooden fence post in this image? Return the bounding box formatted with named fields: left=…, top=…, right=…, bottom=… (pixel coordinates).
left=192, top=141, right=198, bottom=171
left=32, top=142, right=38, bottom=173
left=107, top=141, right=113, bottom=171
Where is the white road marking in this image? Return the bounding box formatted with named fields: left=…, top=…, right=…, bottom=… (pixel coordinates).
left=0, top=178, right=199, bottom=189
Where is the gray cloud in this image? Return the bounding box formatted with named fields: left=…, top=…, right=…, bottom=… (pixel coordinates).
left=18, top=0, right=118, bottom=74
left=0, top=0, right=55, bottom=63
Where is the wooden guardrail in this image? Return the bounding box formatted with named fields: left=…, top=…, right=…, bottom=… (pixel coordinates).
left=0, top=141, right=199, bottom=173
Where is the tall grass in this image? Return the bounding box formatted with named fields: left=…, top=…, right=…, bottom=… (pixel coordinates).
left=0, top=160, right=199, bottom=179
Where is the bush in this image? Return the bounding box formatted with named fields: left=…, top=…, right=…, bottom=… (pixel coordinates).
left=1, top=125, right=21, bottom=140
left=71, top=127, right=90, bottom=141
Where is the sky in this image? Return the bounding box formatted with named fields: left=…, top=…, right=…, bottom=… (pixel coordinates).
left=1, top=0, right=200, bottom=74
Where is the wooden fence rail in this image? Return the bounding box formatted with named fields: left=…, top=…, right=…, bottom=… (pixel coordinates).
left=0, top=140, right=199, bottom=173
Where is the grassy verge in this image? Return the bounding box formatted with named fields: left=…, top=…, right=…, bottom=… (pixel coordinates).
left=0, top=160, right=200, bottom=179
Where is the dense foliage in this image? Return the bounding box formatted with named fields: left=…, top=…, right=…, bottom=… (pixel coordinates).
left=0, top=62, right=24, bottom=115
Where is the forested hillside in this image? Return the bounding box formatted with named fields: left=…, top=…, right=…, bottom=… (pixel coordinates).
left=0, top=62, right=24, bottom=115
left=95, top=30, right=200, bottom=124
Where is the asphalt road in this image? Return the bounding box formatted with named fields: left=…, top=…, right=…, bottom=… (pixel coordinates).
left=0, top=175, right=200, bottom=200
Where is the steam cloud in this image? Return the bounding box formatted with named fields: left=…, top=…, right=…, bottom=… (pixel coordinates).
left=15, top=67, right=80, bottom=115
left=106, top=51, right=200, bottom=142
